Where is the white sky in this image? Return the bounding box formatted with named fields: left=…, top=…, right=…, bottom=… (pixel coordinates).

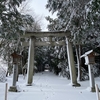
left=28, top=0, right=57, bottom=31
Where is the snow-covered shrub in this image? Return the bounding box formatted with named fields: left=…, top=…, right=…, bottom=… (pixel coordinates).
left=93, top=63, right=100, bottom=77
left=0, top=67, right=7, bottom=82
left=58, top=61, right=70, bottom=79
left=80, top=67, right=89, bottom=81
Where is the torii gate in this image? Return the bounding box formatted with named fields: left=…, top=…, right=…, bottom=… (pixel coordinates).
left=21, top=31, right=80, bottom=87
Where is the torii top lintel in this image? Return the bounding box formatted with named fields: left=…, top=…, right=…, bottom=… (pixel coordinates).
left=22, top=30, right=71, bottom=38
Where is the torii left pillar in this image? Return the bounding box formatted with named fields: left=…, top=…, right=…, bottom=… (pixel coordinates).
left=27, top=36, right=35, bottom=86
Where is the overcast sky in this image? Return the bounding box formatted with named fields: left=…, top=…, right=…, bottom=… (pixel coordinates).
left=28, top=0, right=56, bottom=31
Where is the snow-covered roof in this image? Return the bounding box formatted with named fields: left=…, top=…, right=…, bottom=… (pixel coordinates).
left=80, top=50, right=93, bottom=58
left=81, top=49, right=100, bottom=58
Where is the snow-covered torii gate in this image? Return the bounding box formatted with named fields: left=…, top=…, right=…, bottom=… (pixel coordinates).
left=21, top=31, right=80, bottom=87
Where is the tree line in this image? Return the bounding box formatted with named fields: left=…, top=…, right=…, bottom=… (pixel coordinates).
left=0, top=0, right=100, bottom=81
left=45, top=0, right=100, bottom=80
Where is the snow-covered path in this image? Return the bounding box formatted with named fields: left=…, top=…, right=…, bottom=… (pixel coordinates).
left=0, top=71, right=99, bottom=100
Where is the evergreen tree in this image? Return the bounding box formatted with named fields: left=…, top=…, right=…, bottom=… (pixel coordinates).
left=0, top=0, right=41, bottom=75
left=85, top=0, right=100, bottom=46
left=46, top=0, right=100, bottom=80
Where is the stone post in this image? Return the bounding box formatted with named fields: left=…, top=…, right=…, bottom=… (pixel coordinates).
left=66, top=38, right=80, bottom=86
left=27, top=36, right=35, bottom=86
left=12, top=64, right=18, bottom=86
left=9, top=64, right=18, bottom=92
left=88, top=64, right=95, bottom=92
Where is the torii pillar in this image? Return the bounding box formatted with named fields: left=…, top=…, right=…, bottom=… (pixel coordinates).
left=27, top=36, right=35, bottom=86
left=66, top=38, right=80, bottom=86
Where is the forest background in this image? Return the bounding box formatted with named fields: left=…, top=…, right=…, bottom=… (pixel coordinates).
left=0, top=0, right=100, bottom=81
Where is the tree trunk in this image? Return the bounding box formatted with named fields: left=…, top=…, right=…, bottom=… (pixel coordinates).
left=6, top=62, right=12, bottom=77
left=75, top=45, right=82, bottom=81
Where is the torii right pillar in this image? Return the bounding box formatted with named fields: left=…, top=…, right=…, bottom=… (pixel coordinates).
left=66, top=38, right=80, bottom=86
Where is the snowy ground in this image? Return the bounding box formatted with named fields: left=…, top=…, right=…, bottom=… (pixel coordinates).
left=0, top=71, right=100, bottom=100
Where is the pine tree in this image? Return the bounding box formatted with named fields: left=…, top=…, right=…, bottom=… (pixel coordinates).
left=46, top=0, right=100, bottom=80
left=0, top=0, right=41, bottom=75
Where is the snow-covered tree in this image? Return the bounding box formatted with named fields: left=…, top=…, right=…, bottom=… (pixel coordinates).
left=0, top=0, right=42, bottom=75
left=46, top=0, right=100, bottom=80
left=84, top=0, right=100, bottom=46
